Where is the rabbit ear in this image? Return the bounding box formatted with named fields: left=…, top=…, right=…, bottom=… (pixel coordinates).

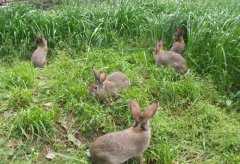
left=158, top=40, right=164, bottom=50
left=129, top=100, right=141, bottom=122
left=154, top=40, right=163, bottom=54
left=93, top=68, right=101, bottom=82
left=99, top=72, right=107, bottom=83
left=42, top=37, right=47, bottom=44
left=176, top=28, right=184, bottom=36
left=153, top=46, right=158, bottom=55
left=36, top=37, right=43, bottom=45
left=159, top=40, right=164, bottom=46
left=143, top=102, right=158, bottom=120
left=176, top=28, right=181, bottom=32
left=36, top=36, right=47, bottom=46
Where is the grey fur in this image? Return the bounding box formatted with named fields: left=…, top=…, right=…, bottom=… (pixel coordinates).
left=170, top=28, right=185, bottom=55
left=90, top=70, right=130, bottom=100
left=154, top=40, right=187, bottom=74
left=90, top=101, right=158, bottom=164
left=31, top=37, right=48, bottom=68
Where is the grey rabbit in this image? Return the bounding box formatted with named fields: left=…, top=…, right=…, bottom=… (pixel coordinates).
left=170, top=28, right=185, bottom=55
left=90, top=100, right=159, bottom=164
left=154, top=40, right=187, bottom=74
left=31, top=36, right=48, bottom=68
left=89, top=69, right=130, bottom=101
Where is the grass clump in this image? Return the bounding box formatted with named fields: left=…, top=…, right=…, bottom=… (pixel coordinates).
left=12, top=106, right=57, bottom=138
left=1, top=63, right=36, bottom=90
left=149, top=101, right=240, bottom=163
left=7, top=88, right=33, bottom=109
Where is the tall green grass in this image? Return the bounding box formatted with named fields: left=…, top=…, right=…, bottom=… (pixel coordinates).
left=0, top=0, right=239, bottom=92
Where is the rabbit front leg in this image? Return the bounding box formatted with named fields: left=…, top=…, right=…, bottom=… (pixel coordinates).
left=44, top=60, right=48, bottom=66
left=139, top=154, right=145, bottom=164
left=92, top=159, right=115, bottom=164
left=91, top=155, right=117, bottom=164
left=105, top=91, right=119, bottom=106
left=105, top=97, right=113, bottom=106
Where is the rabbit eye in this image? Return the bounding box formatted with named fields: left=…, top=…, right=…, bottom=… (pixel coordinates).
left=89, top=85, right=98, bottom=91
left=133, top=121, right=138, bottom=127
left=141, top=122, right=147, bottom=131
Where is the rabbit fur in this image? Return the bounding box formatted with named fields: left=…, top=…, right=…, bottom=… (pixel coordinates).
left=31, top=36, right=48, bottom=68
left=90, top=101, right=158, bottom=164
left=154, top=40, right=187, bottom=74
left=170, top=28, right=185, bottom=55
left=89, top=69, right=130, bottom=100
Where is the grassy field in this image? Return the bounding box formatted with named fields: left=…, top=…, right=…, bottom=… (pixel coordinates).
left=0, top=0, right=240, bottom=163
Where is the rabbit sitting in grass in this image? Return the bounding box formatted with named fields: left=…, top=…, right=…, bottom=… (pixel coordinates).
left=153, top=40, right=188, bottom=74
left=90, top=101, right=159, bottom=164
left=170, top=28, right=185, bottom=55
left=31, top=36, right=48, bottom=68
left=0, top=0, right=6, bottom=6
left=89, top=69, right=130, bottom=102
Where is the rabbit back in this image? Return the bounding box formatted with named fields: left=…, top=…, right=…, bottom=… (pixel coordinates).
left=91, top=128, right=150, bottom=163
left=170, top=42, right=185, bottom=55
left=31, top=48, right=47, bottom=68
left=107, top=72, right=130, bottom=89
left=155, top=51, right=187, bottom=73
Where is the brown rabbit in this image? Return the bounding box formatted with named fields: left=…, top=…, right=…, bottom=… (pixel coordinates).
left=170, top=28, right=185, bottom=55
left=90, top=101, right=159, bottom=164
left=31, top=36, right=48, bottom=68
left=0, top=0, right=6, bottom=5
left=154, top=40, right=187, bottom=74
left=89, top=69, right=130, bottom=101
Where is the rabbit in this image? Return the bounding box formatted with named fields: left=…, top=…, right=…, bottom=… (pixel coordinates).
left=0, top=0, right=6, bottom=5
left=31, top=36, right=48, bottom=68
left=90, top=100, right=159, bottom=164
left=170, top=28, right=185, bottom=55
left=153, top=40, right=188, bottom=74
left=89, top=69, right=130, bottom=101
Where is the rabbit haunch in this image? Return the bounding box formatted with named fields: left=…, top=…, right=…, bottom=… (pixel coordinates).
left=90, top=101, right=158, bottom=164
left=90, top=69, right=130, bottom=100
left=31, top=37, right=48, bottom=68
left=154, top=40, right=187, bottom=74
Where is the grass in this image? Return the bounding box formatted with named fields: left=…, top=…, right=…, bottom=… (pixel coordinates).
left=0, top=48, right=239, bottom=163
left=0, top=0, right=240, bottom=92
left=0, top=0, right=239, bottom=163
left=11, top=106, right=57, bottom=138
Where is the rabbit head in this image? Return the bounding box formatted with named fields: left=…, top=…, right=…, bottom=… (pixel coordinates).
left=129, top=100, right=158, bottom=131
left=36, top=36, right=47, bottom=48
left=93, top=69, right=107, bottom=84
left=89, top=69, right=113, bottom=98
left=154, top=40, right=164, bottom=55
left=173, top=28, right=184, bottom=42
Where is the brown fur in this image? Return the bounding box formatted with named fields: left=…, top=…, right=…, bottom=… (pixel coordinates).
left=31, top=36, right=48, bottom=68
left=89, top=69, right=130, bottom=101
left=90, top=101, right=158, bottom=164
left=170, top=28, right=185, bottom=55
left=154, top=40, right=187, bottom=74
